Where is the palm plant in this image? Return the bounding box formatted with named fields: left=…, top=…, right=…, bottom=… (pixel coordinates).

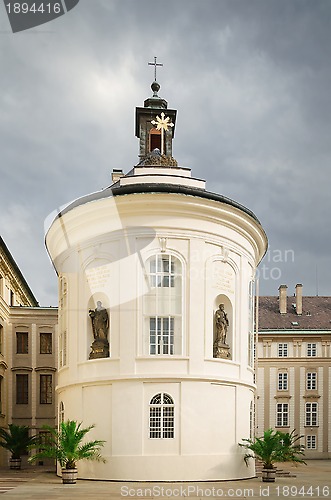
left=279, top=429, right=306, bottom=464
left=0, top=424, right=38, bottom=461
left=29, top=420, right=106, bottom=470
left=240, top=428, right=306, bottom=470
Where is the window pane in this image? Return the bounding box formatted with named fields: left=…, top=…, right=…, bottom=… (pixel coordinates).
left=16, top=374, right=28, bottom=404
left=40, top=333, right=52, bottom=354
left=40, top=375, right=52, bottom=404
left=149, top=393, right=174, bottom=439
left=16, top=333, right=28, bottom=354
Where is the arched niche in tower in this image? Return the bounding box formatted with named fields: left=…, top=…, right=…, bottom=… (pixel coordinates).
left=213, top=294, right=233, bottom=360
left=149, top=127, right=161, bottom=153
left=87, top=293, right=110, bottom=360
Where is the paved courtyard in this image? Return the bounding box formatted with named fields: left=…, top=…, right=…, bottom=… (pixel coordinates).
left=0, top=461, right=330, bottom=499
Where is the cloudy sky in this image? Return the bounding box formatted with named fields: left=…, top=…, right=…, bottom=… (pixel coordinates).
left=1, top=0, right=330, bottom=306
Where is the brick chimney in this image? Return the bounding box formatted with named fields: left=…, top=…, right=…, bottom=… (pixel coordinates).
left=295, top=283, right=303, bottom=315
left=111, top=169, right=124, bottom=183
left=279, top=285, right=288, bottom=314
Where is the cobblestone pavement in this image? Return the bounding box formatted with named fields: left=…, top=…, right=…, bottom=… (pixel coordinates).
left=0, top=461, right=330, bottom=499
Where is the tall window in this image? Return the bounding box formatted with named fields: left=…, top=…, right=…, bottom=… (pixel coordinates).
left=276, top=403, right=289, bottom=427
left=305, top=402, right=318, bottom=426
left=306, top=435, right=317, bottom=450
left=59, top=331, right=67, bottom=368
left=16, top=374, right=28, bottom=404
left=307, top=343, right=317, bottom=357
left=0, top=275, right=3, bottom=297
left=59, top=276, right=68, bottom=368
left=278, top=372, right=288, bottom=391
left=149, top=393, right=174, bottom=439
left=249, top=401, right=254, bottom=439
left=144, top=254, right=182, bottom=356
left=306, top=372, right=317, bottom=390
left=40, top=375, right=52, bottom=404
left=59, top=401, right=65, bottom=424
left=248, top=281, right=255, bottom=367
left=40, top=333, right=52, bottom=354
left=0, top=324, right=3, bottom=354
left=16, top=332, right=28, bottom=354
left=0, top=376, right=3, bottom=414
left=278, top=343, right=288, bottom=357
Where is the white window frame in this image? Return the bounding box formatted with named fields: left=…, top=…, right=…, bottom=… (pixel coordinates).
left=305, top=402, right=318, bottom=426
left=276, top=403, right=289, bottom=427
left=307, top=343, right=317, bottom=357
left=59, top=401, right=65, bottom=425
left=306, top=435, right=317, bottom=450
left=149, top=393, right=174, bottom=439
left=149, top=316, right=174, bottom=355
left=278, top=372, right=288, bottom=391
left=306, top=372, right=317, bottom=390
left=278, top=343, right=288, bottom=357
left=144, top=254, right=183, bottom=356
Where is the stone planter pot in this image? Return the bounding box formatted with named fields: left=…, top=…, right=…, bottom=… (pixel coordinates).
left=262, top=467, right=276, bottom=482
left=61, top=468, right=78, bottom=484
left=9, top=458, right=21, bottom=470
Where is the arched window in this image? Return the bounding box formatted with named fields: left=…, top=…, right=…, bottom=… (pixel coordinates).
left=59, top=401, right=65, bottom=425
left=149, top=393, right=174, bottom=439
left=144, top=254, right=182, bottom=355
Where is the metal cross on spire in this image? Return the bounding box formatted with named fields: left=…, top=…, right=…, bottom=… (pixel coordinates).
left=148, top=56, right=163, bottom=81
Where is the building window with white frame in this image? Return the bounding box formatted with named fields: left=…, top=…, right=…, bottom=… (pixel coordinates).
left=248, top=280, right=255, bottom=368
left=150, top=317, right=174, bottom=355
left=276, top=403, right=289, bottom=427
left=307, top=343, right=317, bottom=357
left=149, top=393, right=174, bottom=439
left=59, top=401, right=65, bottom=425
left=306, top=372, right=317, bottom=390
left=306, top=435, right=317, bottom=450
left=278, top=343, right=288, bottom=357
left=144, top=254, right=182, bottom=356
left=305, top=402, right=318, bottom=426
left=278, top=372, right=288, bottom=391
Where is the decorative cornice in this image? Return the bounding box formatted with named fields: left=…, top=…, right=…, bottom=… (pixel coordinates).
left=11, top=366, right=33, bottom=372
left=35, top=366, right=57, bottom=372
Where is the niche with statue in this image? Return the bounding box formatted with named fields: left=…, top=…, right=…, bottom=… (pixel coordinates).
left=87, top=294, right=110, bottom=359
left=213, top=295, right=232, bottom=359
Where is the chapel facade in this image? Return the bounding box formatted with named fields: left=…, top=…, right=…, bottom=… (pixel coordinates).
left=45, top=78, right=268, bottom=480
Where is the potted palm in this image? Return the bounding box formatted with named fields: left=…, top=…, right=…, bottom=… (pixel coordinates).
left=29, top=420, right=106, bottom=484
left=0, top=424, right=39, bottom=470
left=239, top=428, right=306, bottom=482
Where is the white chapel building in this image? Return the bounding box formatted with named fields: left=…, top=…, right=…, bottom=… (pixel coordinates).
left=46, top=77, right=268, bottom=481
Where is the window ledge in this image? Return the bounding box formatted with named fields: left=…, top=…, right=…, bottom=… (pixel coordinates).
left=137, top=356, right=189, bottom=360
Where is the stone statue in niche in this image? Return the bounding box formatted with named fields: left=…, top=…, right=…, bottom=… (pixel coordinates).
left=88, top=301, right=110, bottom=359
left=213, top=303, right=231, bottom=359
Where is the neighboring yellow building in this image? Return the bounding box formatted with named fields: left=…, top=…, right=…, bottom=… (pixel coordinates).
left=257, top=284, right=331, bottom=458
left=0, top=236, right=57, bottom=466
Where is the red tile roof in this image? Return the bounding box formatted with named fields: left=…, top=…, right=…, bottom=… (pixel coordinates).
left=258, top=296, right=331, bottom=331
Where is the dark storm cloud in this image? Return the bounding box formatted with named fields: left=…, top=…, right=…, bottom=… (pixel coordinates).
left=1, top=0, right=330, bottom=304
